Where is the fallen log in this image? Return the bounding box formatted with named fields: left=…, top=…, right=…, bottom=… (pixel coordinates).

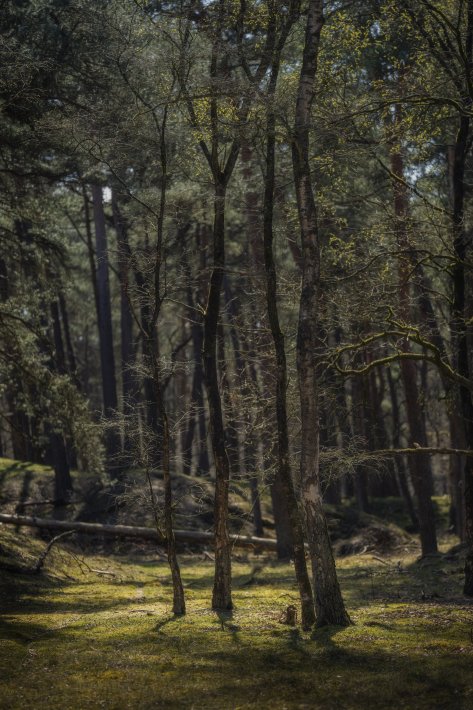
left=0, top=513, right=278, bottom=552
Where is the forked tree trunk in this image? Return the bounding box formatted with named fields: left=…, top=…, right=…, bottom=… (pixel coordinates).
left=180, top=3, right=277, bottom=608
left=263, top=52, right=315, bottom=629
left=292, top=0, right=350, bottom=627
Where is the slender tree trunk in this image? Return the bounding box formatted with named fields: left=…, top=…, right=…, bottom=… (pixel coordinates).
left=192, top=323, right=210, bottom=477
left=58, top=293, right=79, bottom=388
left=333, top=325, right=354, bottom=500
left=242, top=143, right=292, bottom=556
left=367, top=366, right=398, bottom=497
left=51, top=300, right=67, bottom=375
left=50, top=296, right=77, bottom=481
left=416, top=266, right=466, bottom=538
left=204, top=179, right=233, bottom=610
left=145, top=96, right=186, bottom=614
left=319, top=395, right=341, bottom=504
left=6, top=385, right=33, bottom=461
left=223, top=277, right=264, bottom=535
left=263, top=51, right=315, bottom=629
left=91, top=184, right=120, bottom=469
left=389, top=107, right=437, bottom=556
left=112, top=191, right=136, bottom=460
left=181, top=367, right=197, bottom=476
left=451, top=100, right=473, bottom=592
left=83, top=186, right=100, bottom=331
left=292, top=0, right=350, bottom=627
left=48, top=427, right=73, bottom=506
left=152, top=364, right=186, bottom=615
left=217, top=321, right=240, bottom=477
left=386, top=368, right=419, bottom=529
left=351, top=373, right=370, bottom=512
left=181, top=225, right=209, bottom=477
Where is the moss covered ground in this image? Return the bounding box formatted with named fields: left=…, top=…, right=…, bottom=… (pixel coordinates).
left=1, top=520, right=472, bottom=710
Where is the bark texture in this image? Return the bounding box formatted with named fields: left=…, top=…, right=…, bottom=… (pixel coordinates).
left=263, top=44, right=315, bottom=627
left=292, top=0, right=350, bottom=627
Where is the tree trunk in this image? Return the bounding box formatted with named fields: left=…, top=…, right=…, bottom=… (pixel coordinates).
left=386, top=368, right=419, bottom=529
left=192, top=322, right=210, bottom=477
left=242, top=143, right=292, bottom=556
left=450, top=103, right=473, bottom=593
left=389, top=107, right=437, bottom=556
left=112, top=191, right=136, bottom=461
left=217, top=321, right=240, bottom=477
left=292, top=0, right=350, bottom=627
left=51, top=300, right=67, bottom=375
left=367, top=366, right=398, bottom=497
left=181, top=225, right=209, bottom=477
left=416, top=266, right=466, bottom=538
left=223, top=277, right=264, bottom=536
left=263, top=50, right=315, bottom=628
left=351, top=374, right=370, bottom=512
left=58, top=293, right=79, bottom=388
left=319, top=394, right=341, bottom=504
left=7, top=389, right=33, bottom=462
left=204, top=179, right=233, bottom=610
left=146, top=95, right=186, bottom=614
left=50, top=296, right=77, bottom=480
left=153, top=368, right=186, bottom=615
left=91, top=184, right=120, bottom=469
left=48, top=428, right=73, bottom=507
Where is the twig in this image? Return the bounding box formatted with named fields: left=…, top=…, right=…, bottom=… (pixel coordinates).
left=33, top=531, right=76, bottom=573
left=90, top=568, right=116, bottom=577
left=368, top=555, right=390, bottom=566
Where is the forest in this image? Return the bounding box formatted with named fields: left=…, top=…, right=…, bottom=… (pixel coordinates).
left=1, top=0, right=473, bottom=708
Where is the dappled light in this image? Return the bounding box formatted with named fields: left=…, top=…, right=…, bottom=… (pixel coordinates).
left=2, top=0, right=473, bottom=706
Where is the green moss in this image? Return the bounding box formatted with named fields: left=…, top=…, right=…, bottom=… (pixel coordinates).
left=0, top=525, right=472, bottom=709
left=0, top=457, right=53, bottom=479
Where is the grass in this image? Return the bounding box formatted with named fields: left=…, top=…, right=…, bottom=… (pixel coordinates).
left=1, top=524, right=472, bottom=709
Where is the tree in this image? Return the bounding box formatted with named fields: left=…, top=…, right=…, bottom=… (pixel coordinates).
left=292, top=0, right=350, bottom=627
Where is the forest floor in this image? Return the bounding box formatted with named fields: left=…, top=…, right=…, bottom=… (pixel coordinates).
left=1, top=524, right=473, bottom=709
left=1, top=458, right=473, bottom=708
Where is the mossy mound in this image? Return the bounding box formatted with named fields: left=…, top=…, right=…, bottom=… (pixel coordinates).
left=0, top=457, right=419, bottom=558
left=325, top=507, right=413, bottom=557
